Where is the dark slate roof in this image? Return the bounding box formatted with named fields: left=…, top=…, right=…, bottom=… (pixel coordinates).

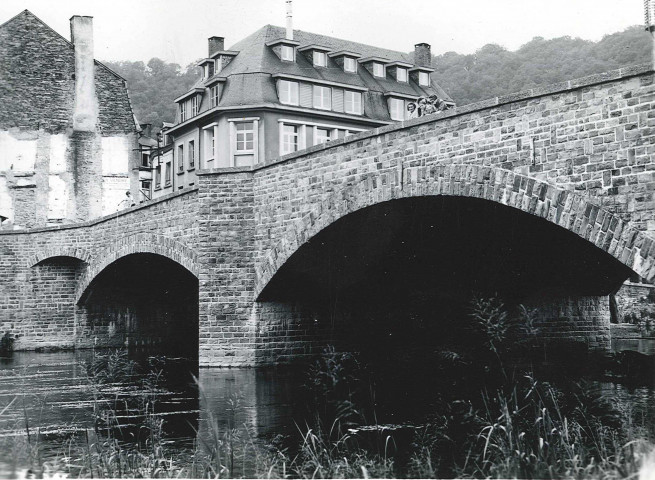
left=186, top=24, right=451, bottom=123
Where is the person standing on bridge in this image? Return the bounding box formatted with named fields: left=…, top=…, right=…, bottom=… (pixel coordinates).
left=118, top=191, right=136, bottom=210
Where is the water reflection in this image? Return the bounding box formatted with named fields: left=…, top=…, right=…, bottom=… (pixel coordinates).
left=613, top=337, right=655, bottom=356
left=0, top=347, right=653, bottom=476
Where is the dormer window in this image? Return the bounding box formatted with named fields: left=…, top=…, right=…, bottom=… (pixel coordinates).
left=329, top=50, right=362, bottom=73
left=191, top=95, right=200, bottom=116
left=214, top=58, right=221, bottom=74
left=179, top=103, right=187, bottom=122
left=397, top=68, right=408, bottom=82
left=203, top=64, right=209, bottom=79
left=373, top=62, right=384, bottom=77
left=313, top=51, right=327, bottom=67
left=419, top=71, right=430, bottom=86
left=344, top=57, right=357, bottom=73
left=281, top=45, right=294, bottom=61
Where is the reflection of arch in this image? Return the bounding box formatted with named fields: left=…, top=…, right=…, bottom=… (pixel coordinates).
left=29, top=247, right=91, bottom=267
left=75, top=233, right=198, bottom=304
left=255, top=165, right=655, bottom=298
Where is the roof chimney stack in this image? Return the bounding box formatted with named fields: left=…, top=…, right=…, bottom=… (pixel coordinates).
left=208, top=36, right=225, bottom=57
left=286, top=0, right=293, bottom=40
left=70, top=15, right=97, bottom=132
left=414, top=42, right=431, bottom=68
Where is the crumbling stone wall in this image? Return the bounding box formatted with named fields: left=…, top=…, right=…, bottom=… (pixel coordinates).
left=0, top=10, right=139, bottom=228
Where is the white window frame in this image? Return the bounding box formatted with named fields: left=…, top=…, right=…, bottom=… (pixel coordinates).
left=177, top=144, right=185, bottom=172
left=388, top=97, right=405, bottom=121
left=281, top=123, right=301, bottom=155
left=210, top=85, right=219, bottom=107
left=279, top=80, right=299, bottom=105
left=313, top=51, right=327, bottom=67
left=281, top=45, right=294, bottom=61
left=419, top=71, right=430, bottom=86
left=191, top=96, right=200, bottom=116
left=188, top=140, right=195, bottom=169
left=203, top=64, right=209, bottom=79
left=164, top=161, right=171, bottom=185
left=397, top=67, right=408, bottom=82
left=179, top=102, right=186, bottom=122
left=203, top=124, right=216, bottom=164
left=228, top=117, right=259, bottom=167
left=314, top=126, right=331, bottom=145
left=313, top=85, right=331, bottom=110
left=344, top=57, right=357, bottom=73
left=373, top=62, right=384, bottom=77
left=344, top=90, right=362, bottom=115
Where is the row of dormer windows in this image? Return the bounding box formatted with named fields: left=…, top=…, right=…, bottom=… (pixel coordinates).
left=277, top=79, right=363, bottom=115
left=272, top=40, right=431, bottom=86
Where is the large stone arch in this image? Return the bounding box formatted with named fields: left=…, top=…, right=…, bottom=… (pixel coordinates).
left=75, top=233, right=199, bottom=304
left=255, top=164, right=655, bottom=298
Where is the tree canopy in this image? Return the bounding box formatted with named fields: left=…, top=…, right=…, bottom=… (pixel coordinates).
left=103, top=58, right=201, bottom=131
left=431, top=26, right=651, bottom=105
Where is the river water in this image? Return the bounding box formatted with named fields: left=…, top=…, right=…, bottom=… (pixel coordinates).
left=0, top=347, right=653, bottom=477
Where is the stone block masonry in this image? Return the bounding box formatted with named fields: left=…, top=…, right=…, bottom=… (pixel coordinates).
left=0, top=190, right=199, bottom=350
left=3, top=64, right=655, bottom=364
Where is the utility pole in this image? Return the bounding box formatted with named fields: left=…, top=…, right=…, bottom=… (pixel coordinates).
left=646, top=0, right=655, bottom=67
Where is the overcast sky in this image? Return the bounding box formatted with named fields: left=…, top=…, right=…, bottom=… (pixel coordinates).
left=0, top=0, right=646, bottom=66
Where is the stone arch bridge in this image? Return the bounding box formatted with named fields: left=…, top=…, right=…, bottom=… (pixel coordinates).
left=1, top=65, right=655, bottom=366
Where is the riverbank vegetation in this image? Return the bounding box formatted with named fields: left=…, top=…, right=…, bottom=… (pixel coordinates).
left=2, top=297, right=654, bottom=478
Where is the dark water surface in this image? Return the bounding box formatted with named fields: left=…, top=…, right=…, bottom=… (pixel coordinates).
left=0, top=347, right=654, bottom=477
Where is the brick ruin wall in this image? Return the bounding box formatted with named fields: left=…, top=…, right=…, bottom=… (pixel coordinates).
left=0, top=10, right=140, bottom=228
left=0, top=190, right=199, bottom=350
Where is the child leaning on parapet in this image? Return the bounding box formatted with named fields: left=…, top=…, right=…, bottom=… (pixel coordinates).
left=117, top=191, right=136, bottom=210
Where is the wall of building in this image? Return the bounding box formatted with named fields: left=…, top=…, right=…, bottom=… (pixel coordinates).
left=0, top=11, right=139, bottom=228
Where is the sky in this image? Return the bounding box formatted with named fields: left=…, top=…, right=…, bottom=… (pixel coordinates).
left=0, top=0, right=646, bottom=67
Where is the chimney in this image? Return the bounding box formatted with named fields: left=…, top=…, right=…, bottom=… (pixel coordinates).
left=414, top=42, right=432, bottom=68
left=140, top=123, right=153, bottom=138
left=286, top=0, right=293, bottom=40
left=208, top=36, right=224, bottom=56
left=70, top=16, right=97, bottom=132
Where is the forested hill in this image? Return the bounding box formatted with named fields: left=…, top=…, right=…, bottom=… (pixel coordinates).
left=103, top=26, right=651, bottom=131
left=431, top=26, right=651, bottom=106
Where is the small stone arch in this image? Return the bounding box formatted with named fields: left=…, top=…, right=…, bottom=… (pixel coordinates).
left=29, top=246, right=92, bottom=267
left=75, top=233, right=199, bottom=304
left=255, top=164, right=655, bottom=298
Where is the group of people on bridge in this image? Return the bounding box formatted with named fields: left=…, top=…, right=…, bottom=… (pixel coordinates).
left=406, top=95, right=451, bottom=119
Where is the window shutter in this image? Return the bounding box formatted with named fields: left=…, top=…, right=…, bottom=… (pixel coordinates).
left=300, top=83, right=312, bottom=108
left=332, top=89, right=344, bottom=112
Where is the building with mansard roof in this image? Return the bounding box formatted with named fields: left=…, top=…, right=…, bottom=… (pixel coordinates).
left=153, top=24, right=453, bottom=197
